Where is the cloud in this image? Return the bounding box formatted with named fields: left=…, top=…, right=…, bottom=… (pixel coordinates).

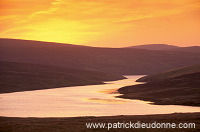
left=1, top=0, right=200, bottom=47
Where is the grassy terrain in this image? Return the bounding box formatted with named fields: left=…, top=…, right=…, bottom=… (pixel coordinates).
left=118, top=65, right=200, bottom=106
left=0, top=113, right=199, bottom=132
left=0, top=61, right=125, bottom=93
left=1, top=38, right=200, bottom=75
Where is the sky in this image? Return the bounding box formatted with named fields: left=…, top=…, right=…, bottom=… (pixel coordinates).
left=0, top=0, right=200, bottom=47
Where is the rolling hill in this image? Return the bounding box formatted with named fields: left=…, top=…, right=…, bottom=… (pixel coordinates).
left=166, top=46, right=200, bottom=53
left=126, top=44, right=179, bottom=50
left=127, top=44, right=200, bottom=53
left=137, top=64, right=200, bottom=82
left=0, top=61, right=125, bottom=93
left=1, top=38, right=200, bottom=75
left=118, top=65, right=200, bottom=106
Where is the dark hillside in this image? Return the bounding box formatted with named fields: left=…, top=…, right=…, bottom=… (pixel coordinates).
left=137, top=64, right=200, bottom=82
left=0, top=61, right=125, bottom=93
left=166, top=46, right=200, bottom=53
left=118, top=65, right=200, bottom=106
left=126, top=44, right=179, bottom=50
left=1, top=39, right=200, bottom=74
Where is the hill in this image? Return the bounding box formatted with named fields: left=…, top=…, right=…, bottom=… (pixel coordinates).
left=166, top=46, right=200, bottom=53
left=137, top=64, right=200, bottom=82
left=1, top=38, right=200, bottom=74
left=0, top=61, right=125, bottom=93
left=118, top=65, right=200, bottom=106
left=126, top=44, right=200, bottom=53
left=126, top=44, right=179, bottom=50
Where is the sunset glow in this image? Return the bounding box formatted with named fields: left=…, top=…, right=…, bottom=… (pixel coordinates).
left=0, top=0, right=200, bottom=47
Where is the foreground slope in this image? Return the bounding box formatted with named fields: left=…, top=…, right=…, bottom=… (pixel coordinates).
left=1, top=38, right=200, bottom=74
left=0, top=113, right=199, bottom=132
left=0, top=61, right=125, bottom=93
left=118, top=65, right=200, bottom=106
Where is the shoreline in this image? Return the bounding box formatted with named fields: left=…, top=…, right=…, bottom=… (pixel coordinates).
left=117, top=66, right=200, bottom=107
left=0, top=61, right=126, bottom=94
left=117, top=83, right=200, bottom=107
left=0, top=77, right=127, bottom=94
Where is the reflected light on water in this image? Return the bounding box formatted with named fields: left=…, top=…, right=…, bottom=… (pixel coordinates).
left=84, top=98, right=130, bottom=104
left=0, top=75, right=200, bottom=117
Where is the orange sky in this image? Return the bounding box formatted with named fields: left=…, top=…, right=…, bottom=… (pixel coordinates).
left=0, top=0, right=200, bottom=47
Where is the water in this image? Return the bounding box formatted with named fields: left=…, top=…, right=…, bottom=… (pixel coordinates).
left=0, top=75, right=199, bottom=117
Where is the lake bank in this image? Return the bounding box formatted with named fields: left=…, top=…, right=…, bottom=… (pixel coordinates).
left=0, top=113, right=199, bottom=132
left=0, top=61, right=125, bottom=93
left=118, top=65, right=200, bottom=106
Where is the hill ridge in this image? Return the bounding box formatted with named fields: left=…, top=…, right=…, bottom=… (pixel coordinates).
left=1, top=38, right=200, bottom=74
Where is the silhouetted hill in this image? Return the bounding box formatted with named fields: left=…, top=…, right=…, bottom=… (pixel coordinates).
left=137, top=64, right=200, bottom=82
left=118, top=65, right=200, bottom=106
left=0, top=61, right=125, bottom=93
left=166, top=46, right=200, bottom=53
left=126, top=44, right=179, bottom=50
left=127, top=44, right=200, bottom=53
left=1, top=38, right=200, bottom=74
